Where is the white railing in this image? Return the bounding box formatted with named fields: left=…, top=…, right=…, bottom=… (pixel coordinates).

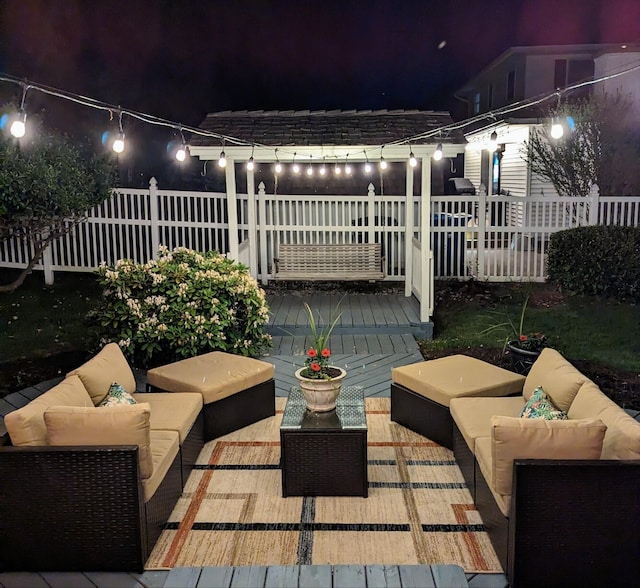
left=1, top=180, right=638, bottom=285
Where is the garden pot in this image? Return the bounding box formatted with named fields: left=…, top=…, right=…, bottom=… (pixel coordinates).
left=294, top=367, right=347, bottom=412
left=505, top=341, right=541, bottom=375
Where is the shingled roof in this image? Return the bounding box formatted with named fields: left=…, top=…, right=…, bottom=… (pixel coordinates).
left=193, top=109, right=465, bottom=147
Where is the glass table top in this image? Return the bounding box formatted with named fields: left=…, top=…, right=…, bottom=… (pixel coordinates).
left=280, top=385, right=367, bottom=430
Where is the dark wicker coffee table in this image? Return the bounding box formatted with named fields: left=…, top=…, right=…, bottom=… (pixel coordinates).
left=280, top=385, right=368, bottom=497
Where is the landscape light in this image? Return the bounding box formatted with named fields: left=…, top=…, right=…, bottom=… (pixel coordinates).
left=433, top=143, right=443, bottom=161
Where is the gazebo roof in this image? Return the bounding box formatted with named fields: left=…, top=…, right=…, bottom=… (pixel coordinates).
left=192, top=109, right=465, bottom=147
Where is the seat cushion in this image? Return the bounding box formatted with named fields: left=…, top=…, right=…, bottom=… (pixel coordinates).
left=67, top=343, right=137, bottom=405
left=43, top=403, right=153, bottom=479
left=523, top=348, right=588, bottom=412
left=132, top=392, right=203, bottom=443
left=147, top=351, right=275, bottom=405
left=391, top=355, right=525, bottom=408
left=143, top=430, right=180, bottom=502
left=450, top=395, right=525, bottom=454
left=490, top=415, right=607, bottom=496
left=4, top=375, right=94, bottom=446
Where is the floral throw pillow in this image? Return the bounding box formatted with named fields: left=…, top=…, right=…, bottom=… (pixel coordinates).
left=520, top=386, right=568, bottom=420
left=98, top=382, right=137, bottom=407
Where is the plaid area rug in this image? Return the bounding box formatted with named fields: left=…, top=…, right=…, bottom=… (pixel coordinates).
left=146, top=398, right=502, bottom=573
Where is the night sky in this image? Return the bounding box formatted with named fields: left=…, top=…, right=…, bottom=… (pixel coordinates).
left=2, top=0, right=639, bottom=184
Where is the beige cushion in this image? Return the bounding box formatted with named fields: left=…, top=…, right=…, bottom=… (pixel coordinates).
left=3, top=375, right=93, bottom=446
left=67, top=343, right=136, bottom=405
left=43, top=403, right=153, bottom=479
left=450, top=395, right=525, bottom=454
left=147, top=351, right=275, bottom=405
left=143, top=430, right=180, bottom=502
left=132, top=392, right=203, bottom=443
left=391, top=355, right=525, bottom=408
left=523, top=348, right=588, bottom=412
left=475, top=436, right=511, bottom=517
left=569, top=380, right=640, bottom=459
left=491, top=415, right=607, bottom=496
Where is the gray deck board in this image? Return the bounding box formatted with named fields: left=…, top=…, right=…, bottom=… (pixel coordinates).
left=39, top=572, right=97, bottom=588
left=333, top=564, right=367, bottom=587
left=163, top=566, right=201, bottom=588
left=83, top=571, right=145, bottom=587
left=229, top=565, right=267, bottom=587
left=197, top=566, right=234, bottom=587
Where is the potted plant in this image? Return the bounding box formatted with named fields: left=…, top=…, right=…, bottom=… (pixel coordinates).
left=294, top=302, right=346, bottom=411
left=483, top=291, right=547, bottom=375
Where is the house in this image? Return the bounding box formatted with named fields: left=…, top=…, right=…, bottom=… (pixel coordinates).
left=455, top=43, right=640, bottom=200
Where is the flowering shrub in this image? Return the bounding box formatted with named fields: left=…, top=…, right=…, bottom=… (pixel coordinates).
left=93, top=246, right=271, bottom=367
left=298, top=302, right=342, bottom=380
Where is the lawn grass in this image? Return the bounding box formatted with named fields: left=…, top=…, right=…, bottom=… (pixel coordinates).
left=0, top=269, right=101, bottom=363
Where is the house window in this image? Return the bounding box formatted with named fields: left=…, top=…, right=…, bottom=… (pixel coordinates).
left=554, top=58, right=594, bottom=90
left=488, top=83, right=494, bottom=108
left=506, top=70, right=515, bottom=101
left=473, top=92, right=481, bottom=114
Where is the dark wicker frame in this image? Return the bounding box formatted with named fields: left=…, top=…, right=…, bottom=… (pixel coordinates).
left=473, top=456, right=640, bottom=587
left=178, top=411, right=205, bottom=485
left=0, top=445, right=184, bottom=573
left=390, top=382, right=454, bottom=449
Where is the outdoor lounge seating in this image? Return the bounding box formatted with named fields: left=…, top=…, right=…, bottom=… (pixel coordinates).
left=392, top=348, right=640, bottom=588
left=0, top=344, right=275, bottom=573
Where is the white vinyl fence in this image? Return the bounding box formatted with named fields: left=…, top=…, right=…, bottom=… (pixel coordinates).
left=1, top=179, right=639, bottom=285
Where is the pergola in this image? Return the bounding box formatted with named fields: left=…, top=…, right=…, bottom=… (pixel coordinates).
left=189, top=110, right=468, bottom=322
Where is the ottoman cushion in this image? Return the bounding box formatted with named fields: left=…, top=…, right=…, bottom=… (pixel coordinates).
left=391, top=354, right=525, bottom=408
left=147, top=351, right=274, bottom=405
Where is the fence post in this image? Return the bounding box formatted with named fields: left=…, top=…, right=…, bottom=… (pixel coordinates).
left=42, top=232, right=54, bottom=285
left=257, top=182, right=269, bottom=285
left=367, top=183, right=376, bottom=245
left=148, top=177, right=160, bottom=255
left=477, top=183, right=487, bottom=281
left=588, top=183, right=600, bottom=225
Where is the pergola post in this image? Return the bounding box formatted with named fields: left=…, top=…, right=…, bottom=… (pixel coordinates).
left=420, top=156, right=432, bottom=322
left=225, top=159, right=239, bottom=260
left=404, top=159, right=414, bottom=297
left=246, top=166, right=258, bottom=278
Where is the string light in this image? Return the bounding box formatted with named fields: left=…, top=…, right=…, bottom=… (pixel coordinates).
left=550, top=117, right=564, bottom=139
left=246, top=145, right=255, bottom=170
left=112, top=111, right=125, bottom=153
left=433, top=143, right=443, bottom=161
left=218, top=147, right=227, bottom=167
left=344, top=154, right=352, bottom=175
left=292, top=152, right=300, bottom=174
left=334, top=161, right=341, bottom=175
left=319, top=157, right=326, bottom=176
left=10, top=83, right=29, bottom=138
left=409, top=149, right=417, bottom=167
left=274, top=148, right=282, bottom=174
left=364, top=153, right=372, bottom=174
left=306, top=155, right=313, bottom=176
left=175, top=128, right=189, bottom=162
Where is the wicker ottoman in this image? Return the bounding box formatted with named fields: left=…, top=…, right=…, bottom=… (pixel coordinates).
left=391, top=354, right=525, bottom=449
left=147, top=351, right=275, bottom=441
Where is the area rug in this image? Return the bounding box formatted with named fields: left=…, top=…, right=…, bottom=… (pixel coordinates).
left=146, top=398, right=502, bottom=573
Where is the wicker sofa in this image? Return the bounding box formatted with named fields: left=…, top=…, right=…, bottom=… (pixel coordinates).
left=0, top=343, right=205, bottom=573
left=449, top=348, right=640, bottom=588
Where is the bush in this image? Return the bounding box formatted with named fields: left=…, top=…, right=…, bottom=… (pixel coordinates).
left=547, top=225, right=640, bottom=302
left=93, top=246, right=272, bottom=367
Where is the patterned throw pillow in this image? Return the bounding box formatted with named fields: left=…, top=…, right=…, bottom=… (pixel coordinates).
left=520, top=386, right=568, bottom=420
left=98, top=382, right=137, bottom=407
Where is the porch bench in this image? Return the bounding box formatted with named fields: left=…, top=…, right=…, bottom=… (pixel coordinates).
left=273, top=243, right=385, bottom=281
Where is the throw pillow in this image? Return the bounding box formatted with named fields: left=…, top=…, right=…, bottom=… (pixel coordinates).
left=99, top=382, right=137, bottom=407
left=520, top=386, right=568, bottom=420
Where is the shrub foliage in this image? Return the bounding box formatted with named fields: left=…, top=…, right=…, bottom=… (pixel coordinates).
left=548, top=225, right=640, bottom=302
left=93, top=246, right=272, bottom=367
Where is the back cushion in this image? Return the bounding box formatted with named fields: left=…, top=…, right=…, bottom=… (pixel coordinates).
left=491, top=415, right=607, bottom=496
left=67, top=343, right=136, bottom=405
left=3, top=375, right=93, bottom=446
left=523, top=348, right=588, bottom=412
left=44, top=403, right=153, bottom=479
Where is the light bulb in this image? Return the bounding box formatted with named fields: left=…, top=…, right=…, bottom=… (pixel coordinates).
left=10, top=112, right=26, bottom=138
left=293, top=162, right=300, bottom=174
left=345, top=163, right=352, bottom=175
left=364, top=162, right=372, bottom=173
left=487, top=131, right=498, bottom=152
left=275, top=162, right=282, bottom=174
left=112, top=133, right=125, bottom=154
left=550, top=119, right=564, bottom=139
left=218, top=150, right=227, bottom=167
left=409, top=151, right=417, bottom=167
left=247, top=156, right=255, bottom=171
left=306, top=164, right=313, bottom=176
left=380, top=157, right=388, bottom=170
left=319, top=164, right=326, bottom=176
left=433, top=143, right=443, bottom=161
left=334, top=164, right=341, bottom=175
left=175, top=145, right=188, bottom=162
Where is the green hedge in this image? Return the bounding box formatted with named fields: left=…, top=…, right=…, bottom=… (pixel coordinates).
left=547, top=225, right=640, bottom=302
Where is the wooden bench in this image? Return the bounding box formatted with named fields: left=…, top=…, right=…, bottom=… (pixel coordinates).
left=273, top=243, right=385, bottom=281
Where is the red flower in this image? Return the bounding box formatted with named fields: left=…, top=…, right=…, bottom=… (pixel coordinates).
left=310, top=362, right=321, bottom=372
left=307, top=348, right=317, bottom=358
left=519, top=335, right=528, bottom=341
left=321, top=348, right=330, bottom=358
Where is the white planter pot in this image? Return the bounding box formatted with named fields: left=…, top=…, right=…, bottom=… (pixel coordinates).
left=294, top=367, right=347, bottom=412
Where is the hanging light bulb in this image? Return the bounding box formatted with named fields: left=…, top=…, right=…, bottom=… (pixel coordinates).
left=380, top=156, right=388, bottom=170
left=319, top=158, right=326, bottom=176
left=550, top=117, right=564, bottom=139
left=292, top=152, right=300, bottom=174
left=334, top=162, right=342, bottom=175
left=306, top=155, right=313, bottom=176
left=112, top=132, right=125, bottom=154
left=247, top=156, right=255, bottom=171
left=433, top=143, right=443, bottom=161
left=487, top=131, right=498, bottom=152
left=218, top=150, right=227, bottom=167
left=175, top=144, right=188, bottom=162
left=274, top=149, right=282, bottom=174
left=409, top=151, right=417, bottom=167
left=344, top=154, right=352, bottom=175
left=364, top=154, right=372, bottom=173
left=10, top=111, right=26, bottom=138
